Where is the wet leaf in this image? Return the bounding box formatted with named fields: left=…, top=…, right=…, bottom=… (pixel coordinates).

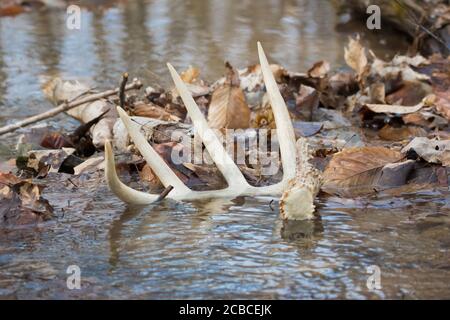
left=322, top=147, right=405, bottom=196
left=40, top=132, right=74, bottom=149
left=0, top=172, right=22, bottom=187
left=182, top=163, right=227, bottom=190
left=152, top=142, right=190, bottom=184
left=293, top=121, right=323, bottom=137
left=26, top=148, right=76, bottom=175
left=0, top=172, right=53, bottom=226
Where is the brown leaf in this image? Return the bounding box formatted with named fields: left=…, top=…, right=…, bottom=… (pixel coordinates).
left=139, top=164, right=163, bottom=190
left=26, top=149, right=76, bottom=175
left=434, top=89, right=450, bottom=120
left=378, top=125, right=427, bottom=141
left=293, top=85, right=319, bottom=120
left=152, top=142, right=190, bottom=184
left=307, top=61, right=330, bottom=78
left=0, top=172, right=53, bottom=226
left=344, top=36, right=368, bottom=81
left=131, top=102, right=181, bottom=122
left=385, top=81, right=432, bottom=106
left=0, top=172, right=22, bottom=187
left=207, top=83, right=251, bottom=129
left=251, top=107, right=275, bottom=129
left=322, top=147, right=404, bottom=196
left=364, top=94, right=435, bottom=114
left=180, top=66, right=200, bottom=84
left=369, top=82, right=386, bottom=104
left=402, top=111, right=448, bottom=129
left=402, top=137, right=450, bottom=166
left=40, top=132, right=74, bottom=149
left=182, top=163, right=227, bottom=190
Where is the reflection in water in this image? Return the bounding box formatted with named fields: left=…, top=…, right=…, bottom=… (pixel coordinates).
left=0, top=0, right=409, bottom=131
left=280, top=217, right=324, bottom=242
left=108, top=204, right=146, bottom=270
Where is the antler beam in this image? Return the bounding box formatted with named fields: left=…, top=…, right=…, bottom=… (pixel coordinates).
left=104, top=43, right=317, bottom=219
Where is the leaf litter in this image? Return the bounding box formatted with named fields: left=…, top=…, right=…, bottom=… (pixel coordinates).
left=1, top=35, right=449, bottom=227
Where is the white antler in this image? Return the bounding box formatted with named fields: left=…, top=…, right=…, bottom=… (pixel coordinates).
left=104, top=43, right=313, bottom=218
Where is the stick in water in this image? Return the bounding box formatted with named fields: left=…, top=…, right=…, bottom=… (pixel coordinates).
left=156, top=185, right=174, bottom=202
left=0, top=79, right=143, bottom=136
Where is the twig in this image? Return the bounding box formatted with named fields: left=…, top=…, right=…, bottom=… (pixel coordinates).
left=156, top=185, right=174, bottom=201
left=119, top=72, right=129, bottom=110
left=0, top=79, right=143, bottom=136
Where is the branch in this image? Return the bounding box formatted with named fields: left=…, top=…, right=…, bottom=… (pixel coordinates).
left=0, top=79, right=142, bottom=136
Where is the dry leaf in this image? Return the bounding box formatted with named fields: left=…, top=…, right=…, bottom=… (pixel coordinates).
left=73, top=156, right=104, bottom=175
left=364, top=94, right=435, bottom=114
left=344, top=36, right=368, bottom=80
left=378, top=125, right=427, bottom=141
left=139, top=164, right=163, bottom=190
left=131, top=102, right=181, bottom=122
left=308, top=61, right=330, bottom=78
left=322, top=147, right=404, bottom=196
left=402, top=111, right=448, bottom=129
left=434, top=89, right=450, bottom=121
left=208, top=64, right=251, bottom=129
left=402, top=137, right=450, bottom=166
left=180, top=66, right=200, bottom=84
left=385, top=81, right=432, bottom=106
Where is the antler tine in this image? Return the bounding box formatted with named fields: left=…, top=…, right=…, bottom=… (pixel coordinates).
left=105, top=44, right=302, bottom=205
left=105, top=140, right=159, bottom=204
left=257, top=42, right=297, bottom=182
left=167, top=63, right=249, bottom=190
left=116, top=107, right=192, bottom=197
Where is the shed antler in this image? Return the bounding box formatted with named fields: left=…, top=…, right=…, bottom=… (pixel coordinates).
left=105, top=43, right=318, bottom=218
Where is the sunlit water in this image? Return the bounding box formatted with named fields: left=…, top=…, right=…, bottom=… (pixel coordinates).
left=1, top=0, right=449, bottom=299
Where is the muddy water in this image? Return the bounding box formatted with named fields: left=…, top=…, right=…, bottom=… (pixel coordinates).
left=1, top=0, right=449, bottom=299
